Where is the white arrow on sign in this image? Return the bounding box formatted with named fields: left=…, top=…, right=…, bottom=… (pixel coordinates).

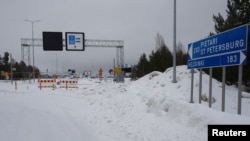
left=188, top=43, right=193, bottom=60
left=240, top=51, right=246, bottom=64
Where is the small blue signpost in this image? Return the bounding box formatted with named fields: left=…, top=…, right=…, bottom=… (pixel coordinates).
left=187, top=24, right=248, bottom=69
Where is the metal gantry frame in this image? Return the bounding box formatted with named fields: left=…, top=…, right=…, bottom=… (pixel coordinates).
left=21, top=38, right=124, bottom=68
left=21, top=44, right=31, bottom=66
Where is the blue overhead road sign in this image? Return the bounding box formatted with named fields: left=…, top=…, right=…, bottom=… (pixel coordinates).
left=69, top=35, right=75, bottom=45
left=65, top=32, right=85, bottom=51
left=187, top=24, right=248, bottom=69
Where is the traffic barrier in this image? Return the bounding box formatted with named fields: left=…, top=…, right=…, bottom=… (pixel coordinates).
left=59, top=79, right=78, bottom=89
left=38, top=79, right=56, bottom=90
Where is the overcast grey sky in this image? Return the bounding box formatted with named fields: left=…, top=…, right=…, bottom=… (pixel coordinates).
left=0, top=0, right=227, bottom=75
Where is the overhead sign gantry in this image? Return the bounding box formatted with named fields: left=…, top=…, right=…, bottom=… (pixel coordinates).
left=21, top=36, right=124, bottom=69
left=21, top=32, right=125, bottom=82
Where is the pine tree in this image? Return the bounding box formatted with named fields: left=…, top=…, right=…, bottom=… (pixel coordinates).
left=210, top=0, right=250, bottom=85
left=132, top=33, right=187, bottom=78
left=134, top=53, right=150, bottom=78
left=176, top=42, right=187, bottom=66
left=149, top=44, right=173, bottom=72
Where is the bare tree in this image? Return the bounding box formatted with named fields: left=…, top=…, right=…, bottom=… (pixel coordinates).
left=155, top=33, right=166, bottom=50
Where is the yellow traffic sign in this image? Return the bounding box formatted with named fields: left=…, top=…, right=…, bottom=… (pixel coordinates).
left=114, top=67, right=121, bottom=75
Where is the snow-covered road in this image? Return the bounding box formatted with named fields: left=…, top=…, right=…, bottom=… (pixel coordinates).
left=0, top=93, right=97, bottom=141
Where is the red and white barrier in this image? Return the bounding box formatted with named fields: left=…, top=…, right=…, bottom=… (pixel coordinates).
left=59, top=79, right=78, bottom=89
left=38, top=79, right=56, bottom=90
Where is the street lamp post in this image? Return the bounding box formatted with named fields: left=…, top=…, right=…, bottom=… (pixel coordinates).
left=172, top=0, right=177, bottom=83
left=25, top=19, right=40, bottom=83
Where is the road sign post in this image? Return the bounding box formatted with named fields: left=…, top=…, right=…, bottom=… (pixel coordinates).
left=187, top=24, right=248, bottom=115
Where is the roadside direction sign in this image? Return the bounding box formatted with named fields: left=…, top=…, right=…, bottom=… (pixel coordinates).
left=187, top=24, right=248, bottom=69
left=188, top=51, right=247, bottom=69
